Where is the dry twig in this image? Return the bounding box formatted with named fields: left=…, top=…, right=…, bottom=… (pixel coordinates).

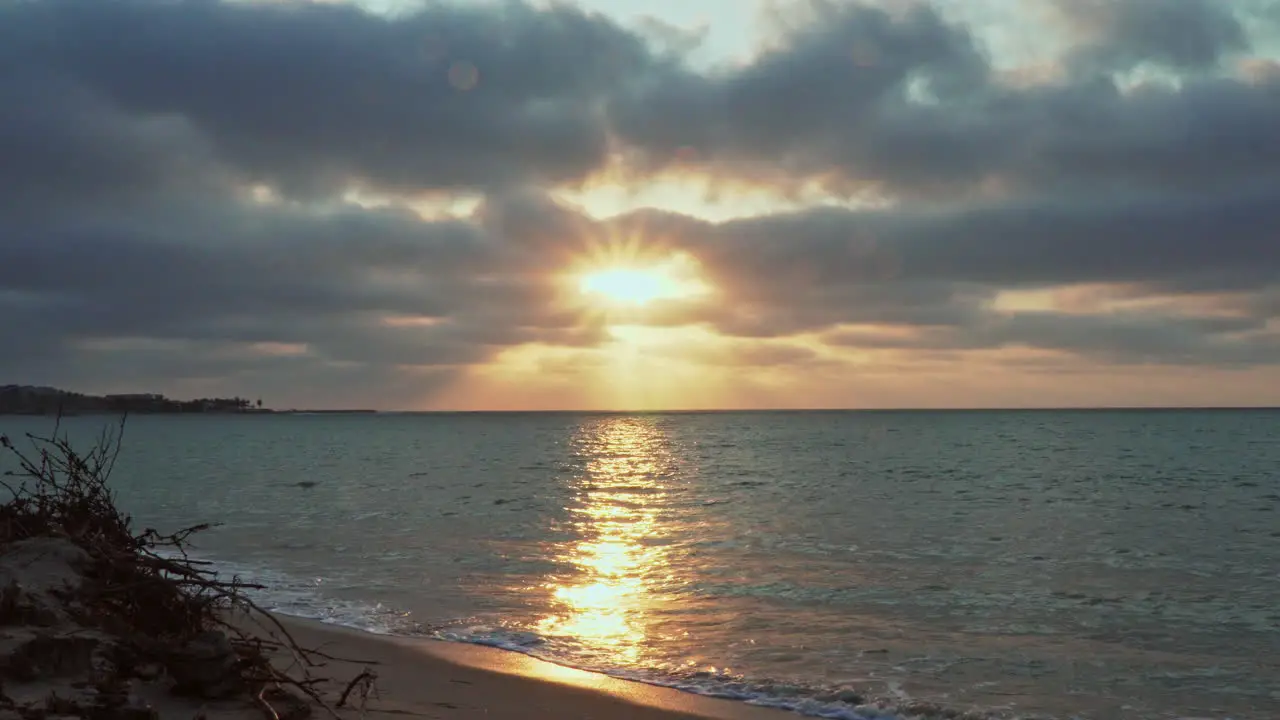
left=1, top=417, right=378, bottom=718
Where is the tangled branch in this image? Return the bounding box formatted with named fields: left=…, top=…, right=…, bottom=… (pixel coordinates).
left=0, top=417, right=376, bottom=719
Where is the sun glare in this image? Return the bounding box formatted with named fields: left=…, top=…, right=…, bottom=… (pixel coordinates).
left=575, top=253, right=711, bottom=311
left=578, top=267, right=677, bottom=306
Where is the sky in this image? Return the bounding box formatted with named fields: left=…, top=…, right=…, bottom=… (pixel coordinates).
left=3, top=0, right=1280, bottom=411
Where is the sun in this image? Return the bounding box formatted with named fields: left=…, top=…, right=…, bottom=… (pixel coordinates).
left=578, top=267, right=680, bottom=307
left=576, top=256, right=713, bottom=309
left=562, top=222, right=713, bottom=315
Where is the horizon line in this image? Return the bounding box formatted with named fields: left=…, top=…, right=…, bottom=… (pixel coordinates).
left=312, top=405, right=1280, bottom=414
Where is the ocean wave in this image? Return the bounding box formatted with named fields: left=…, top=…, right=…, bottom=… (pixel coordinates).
left=431, top=626, right=1006, bottom=720
left=179, top=553, right=1105, bottom=720
left=182, top=559, right=1002, bottom=719
left=159, top=550, right=430, bottom=636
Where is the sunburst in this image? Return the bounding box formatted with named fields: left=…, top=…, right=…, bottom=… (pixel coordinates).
left=565, top=225, right=711, bottom=314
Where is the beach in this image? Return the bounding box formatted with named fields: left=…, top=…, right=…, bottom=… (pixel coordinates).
left=0, top=535, right=788, bottom=720
left=272, top=615, right=794, bottom=720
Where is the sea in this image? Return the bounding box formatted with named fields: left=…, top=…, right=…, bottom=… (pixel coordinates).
left=1, top=410, right=1277, bottom=720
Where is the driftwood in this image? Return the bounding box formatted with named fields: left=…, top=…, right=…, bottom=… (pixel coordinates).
left=0, top=417, right=377, bottom=719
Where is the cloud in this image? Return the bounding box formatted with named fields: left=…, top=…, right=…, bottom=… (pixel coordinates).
left=0, top=184, right=602, bottom=406
left=824, top=309, right=1278, bottom=368
left=608, top=0, right=1280, bottom=198
left=604, top=194, right=1280, bottom=370
left=1, top=0, right=1279, bottom=408
left=609, top=184, right=1280, bottom=336
left=0, top=0, right=655, bottom=199
left=705, top=188, right=1280, bottom=291
left=607, top=1, right=993, bottom=195
left=1050, top=0, right=1249, bottom=72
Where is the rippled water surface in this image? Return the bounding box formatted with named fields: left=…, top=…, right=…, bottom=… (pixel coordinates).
left=3, top=410, right=1278, bottom=719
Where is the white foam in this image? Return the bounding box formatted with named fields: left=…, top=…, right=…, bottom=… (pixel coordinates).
left=210, top=559, right=924, bottom=719
left=435, top=626, right=926, bottom=720
left=159, top=549, right=426, bottom=635
left=178, top=552, right=1214, bottom=720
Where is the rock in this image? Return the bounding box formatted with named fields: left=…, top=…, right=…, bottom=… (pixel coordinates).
left=166, top=631, right=245, bottom=700
left=0, top=539, right=90, bottom=596
left=0, top=629, right=103, bottom=681
left=0, top=539, right=91, bottom=628
left=0, top=581, right=61, bottom=628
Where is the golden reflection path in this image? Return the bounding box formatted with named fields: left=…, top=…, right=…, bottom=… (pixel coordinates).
left=536, top=417, right=675, bottom=664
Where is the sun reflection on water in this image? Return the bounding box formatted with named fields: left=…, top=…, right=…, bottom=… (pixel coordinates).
left=537, top=418, right=674, bottom=664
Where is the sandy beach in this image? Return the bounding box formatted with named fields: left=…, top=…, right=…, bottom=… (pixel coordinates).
left=0, top=534, right=789, bottom=720
left=270, top=614, right=794, bottom=720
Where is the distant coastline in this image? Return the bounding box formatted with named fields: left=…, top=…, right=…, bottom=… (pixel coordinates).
left=0, top=384, right=268, bottom=416
left=0, top=384, right=383, bottom=416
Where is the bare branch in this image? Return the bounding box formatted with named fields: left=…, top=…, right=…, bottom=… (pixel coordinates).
left=1, top=418, right=379, bottom=717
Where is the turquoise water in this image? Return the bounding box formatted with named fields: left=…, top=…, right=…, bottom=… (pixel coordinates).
left=2, top=411, right=1278, bottom=719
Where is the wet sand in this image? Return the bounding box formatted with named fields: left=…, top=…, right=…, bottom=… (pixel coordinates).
left=272, top=614, right=795, bottom=719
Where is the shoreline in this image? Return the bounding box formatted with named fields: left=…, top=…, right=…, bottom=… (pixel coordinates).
left=269, top=613, right=794, bottom=720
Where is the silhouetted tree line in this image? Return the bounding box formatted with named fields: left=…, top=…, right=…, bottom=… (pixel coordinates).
left=0, top=385, right=267, bottom=415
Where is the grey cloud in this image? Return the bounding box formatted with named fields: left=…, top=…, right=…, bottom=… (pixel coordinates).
left=0, top=192, right=594, bottom=402
left=7, top=0, right=1278, bottom=205
left=9, top=0, right=1279, bottom=205
left=0, top=71, right=223, bottom=219
left=608, top=0, right=1280, bottom=198
left=1051, top=0, right=1249, bottom=72
left=827, top=309, right=1280, bottom=368
left=40, top=342, right=459, bottom=412
left=3, top=0, right=1280, bottom=404
left=0, top=203, right=494, bottom=335
left=991, top=311, right=1273, bottom=366
left=612, top=187, right=1280, bottom=363
left=609, top=2, right=990, bottom=187
left=0, top=0, right=655, bottom=198
left=691, top=187, right=1280, bottom=294
left=471, top=188, right=597, bottom=264
left=686, top=281, right=994, bottom=339
left=1232, top=286, right=1280, bottom=319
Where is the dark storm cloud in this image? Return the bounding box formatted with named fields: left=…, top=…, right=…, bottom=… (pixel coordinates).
left=2, top=0, right=1280, bottom=405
